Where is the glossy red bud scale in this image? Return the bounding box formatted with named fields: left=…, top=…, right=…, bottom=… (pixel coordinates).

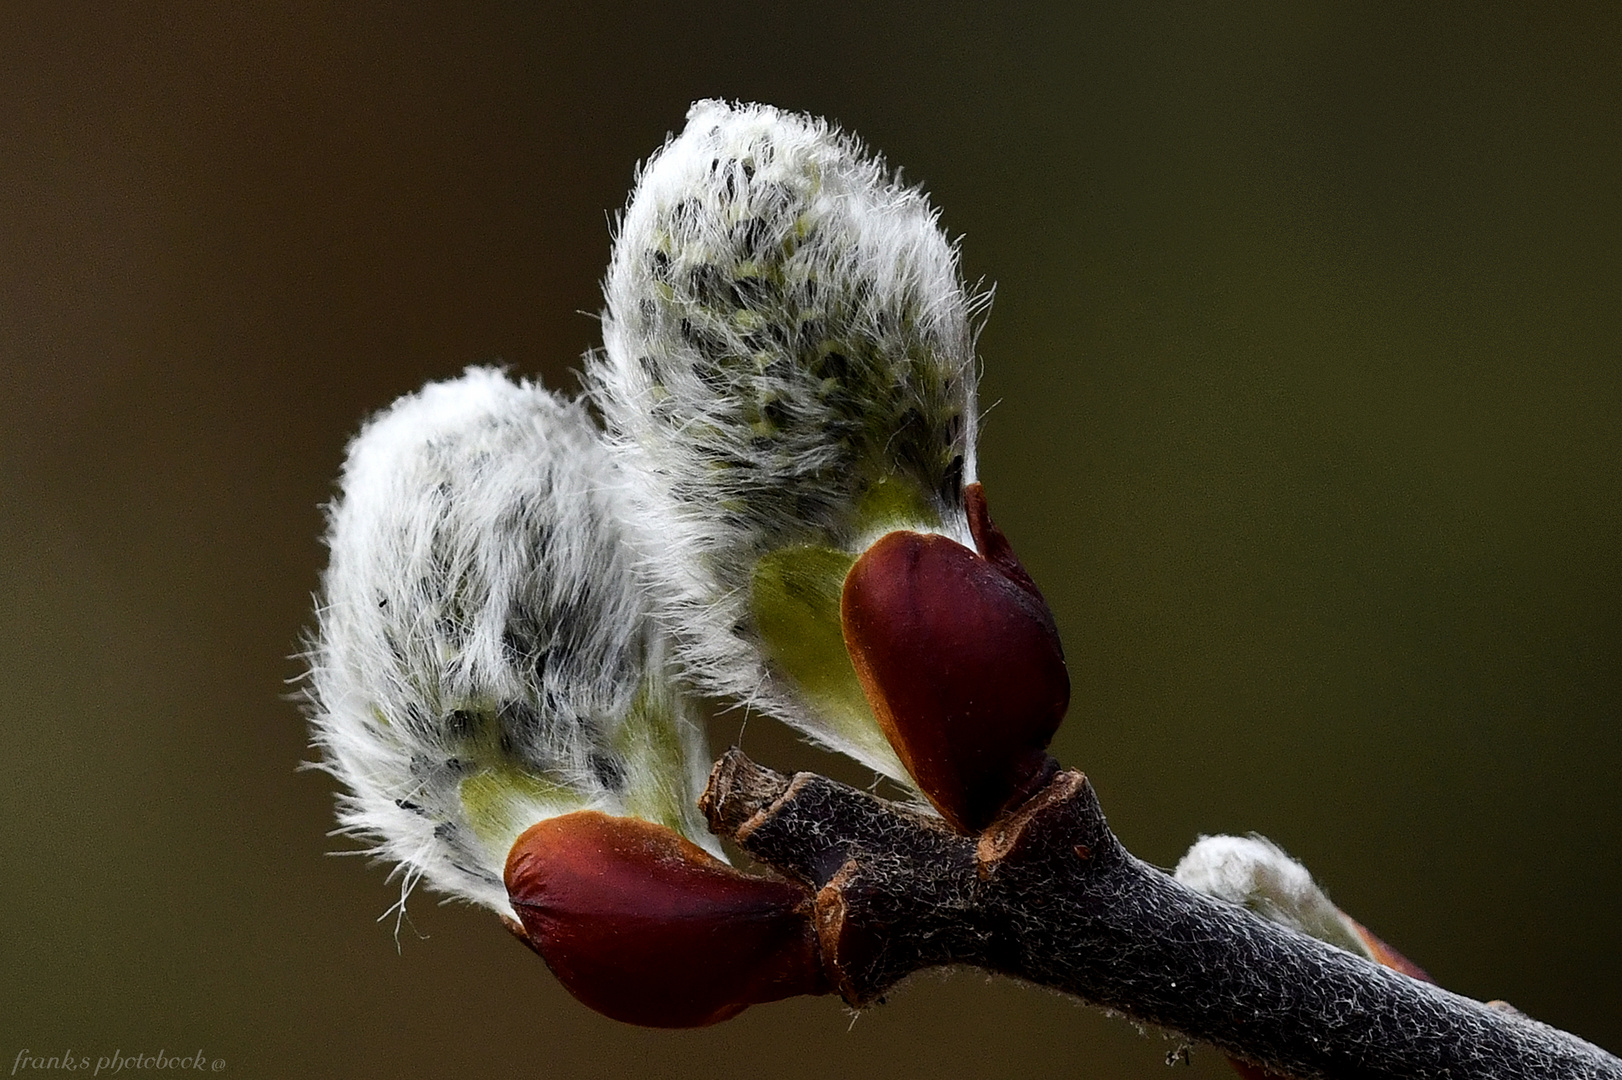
left=504, top=811, right=825, bottom=1028
left=841, top=483, right=1070, bottom=833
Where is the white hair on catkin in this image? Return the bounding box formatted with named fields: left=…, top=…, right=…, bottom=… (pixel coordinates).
left=588, top=100, right=985, bottom=780
left=304, top=367, right=717, bottom=919
left=1175, top=834, right=1376, bottom=961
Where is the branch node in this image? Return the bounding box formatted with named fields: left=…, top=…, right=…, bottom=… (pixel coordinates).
left=700, top=747, right=793, bottom=836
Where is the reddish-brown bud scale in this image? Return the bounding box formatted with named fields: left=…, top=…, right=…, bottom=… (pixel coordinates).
left=504, top=811, right=826, bottom=1027
left=1347, top=916, right=1432, bottom=983
left=841, top=483, right=1070, bottom=833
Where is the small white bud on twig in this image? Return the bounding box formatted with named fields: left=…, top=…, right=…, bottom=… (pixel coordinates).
left=1175, top=834, right=1376, bottom=960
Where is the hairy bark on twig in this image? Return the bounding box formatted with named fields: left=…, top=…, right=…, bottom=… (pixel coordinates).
left=701, top=748, right=1620, bottom=1080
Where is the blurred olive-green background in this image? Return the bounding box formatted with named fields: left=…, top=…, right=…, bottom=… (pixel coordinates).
left=3, top=3, right=1617, bottom=1077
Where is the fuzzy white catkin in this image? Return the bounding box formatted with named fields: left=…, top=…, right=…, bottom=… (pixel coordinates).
left=1175, top=834, right=1376, bottom=961
left=304, top=367, right=717, bottom=918
left=589, top=100, right=986, bottom=781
